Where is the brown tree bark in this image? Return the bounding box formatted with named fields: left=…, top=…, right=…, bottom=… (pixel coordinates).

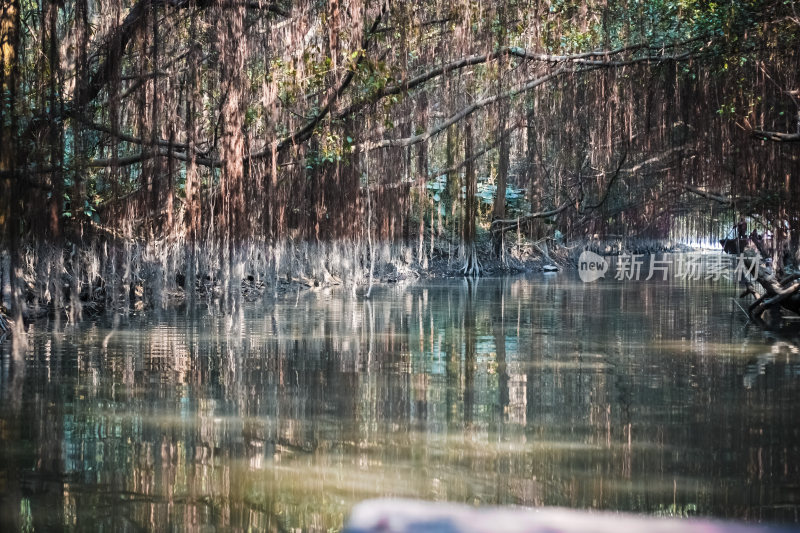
left=491, top=6, right=509, bottom=259
left=492, top=110, right=510, bottom=257
left=461, top=118, right=480, bottom=276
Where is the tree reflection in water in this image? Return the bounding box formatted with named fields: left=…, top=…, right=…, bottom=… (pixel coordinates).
left=1, top=273, right=799, bottom=531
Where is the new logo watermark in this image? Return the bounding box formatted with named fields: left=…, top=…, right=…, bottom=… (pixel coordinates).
left=577, top=251, right=760, bottom=283
left=578, top=250, right=609, bottom=282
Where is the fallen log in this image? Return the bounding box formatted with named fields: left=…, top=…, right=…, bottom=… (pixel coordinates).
left=739, top=252, right=800, bottom=320
left=750, top=280, right=800, bottom=318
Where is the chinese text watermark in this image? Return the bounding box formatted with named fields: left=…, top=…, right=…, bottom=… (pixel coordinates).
left=578, top=251, right=759, bottom=283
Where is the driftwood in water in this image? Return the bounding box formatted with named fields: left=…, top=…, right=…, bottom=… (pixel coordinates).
left=343, top=499, right=794, bottom=533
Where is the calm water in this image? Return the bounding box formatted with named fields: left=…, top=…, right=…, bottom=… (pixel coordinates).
left=2, top=266, right=800, bottom=531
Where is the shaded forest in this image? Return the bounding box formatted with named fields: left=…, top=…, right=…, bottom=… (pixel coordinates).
left=1, top=0, right=799, bottom=318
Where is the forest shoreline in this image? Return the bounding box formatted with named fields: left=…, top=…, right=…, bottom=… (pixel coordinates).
left=0, top=235, right=692, bottom=334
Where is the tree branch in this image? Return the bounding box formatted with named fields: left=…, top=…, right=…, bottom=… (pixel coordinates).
left=86, top=148, right=218, bottom=168
left=583, top=148, right=628, bottom=211
left=80, top=119, right=194, bottom=153
left=260, top=7, right=387, bottom=156
left=490, top=203, right=572, bottom=234
left=330, top=42, right=695, bottom=125
left=428, top=120, right=521, bottom=181
left=751, top=129, right=800, bottom=142
left=683, top=185, right=734, bottom=206
left=358, top=67, right=572, bottom=151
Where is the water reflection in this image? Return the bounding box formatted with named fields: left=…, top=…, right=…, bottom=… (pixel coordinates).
left=1, top=272, right=799, bottom=531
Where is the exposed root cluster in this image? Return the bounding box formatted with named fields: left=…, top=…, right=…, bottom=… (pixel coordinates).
left=0, top=236, right=462, bottom=320
left=0, top=310, right=11, bottom=339
left=0, top=226, right=573, bottom=327
left=460, top=245, right=482, bottom=277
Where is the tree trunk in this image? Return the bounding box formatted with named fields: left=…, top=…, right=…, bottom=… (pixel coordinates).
left=461, top=118, right=480, bottom=276
left=445, top=125, right=460, bottom=236
left=491, top=8, right=509, bottom=259
left=492, top=112, right=510, bottom=258
left=524, top=101, right=540, bottom=238
left=0, top=0, right=26, bottom=342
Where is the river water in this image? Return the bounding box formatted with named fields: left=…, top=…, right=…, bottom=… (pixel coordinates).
left=1, top=264, right=799, bottom=530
